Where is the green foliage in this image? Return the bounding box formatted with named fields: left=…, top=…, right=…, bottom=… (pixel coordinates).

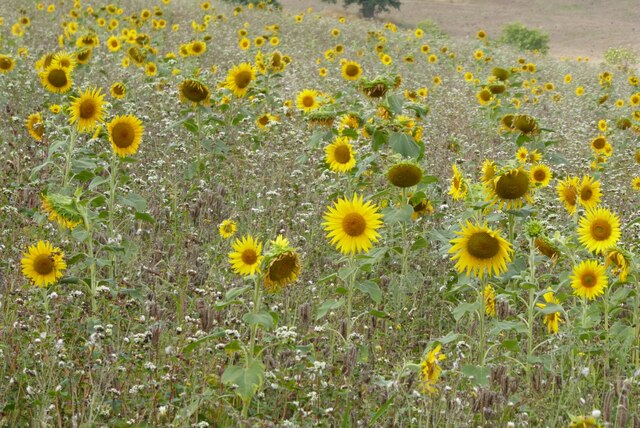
left=416, top=19, right=447, bottom=39
left=500, top=22, right=550, bottom=54
left=321, top=0, right=401, bottom=19
left=604, top=47, right=638, bottom=69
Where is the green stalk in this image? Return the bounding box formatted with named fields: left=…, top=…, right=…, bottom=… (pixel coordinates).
left=242, top=276, right=262, bottom=418
left=634, top=277, right=640, bottom=369
left=478, top=277, right=487, bottom=365
left=62, top=128, right=77, bottom=187
left=345, top=255, right=357, bottom=344
left=398, top=188, right=410, bottom=312
left=527, top=237, right=537, bottom=361
left=108, top=152, right=118, bottom=280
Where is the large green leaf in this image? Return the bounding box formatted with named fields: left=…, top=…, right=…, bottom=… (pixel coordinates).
left=389, top=132, right=422, bottom=159
left=221, top=360, right=264, bottom=402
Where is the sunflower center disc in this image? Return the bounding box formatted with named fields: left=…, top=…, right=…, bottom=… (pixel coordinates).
left=342, top=212, right=366, bottom=237
left=593, top=138, right=605, bottom=149
left=33, top=254, right=55, bottom=275
left=268, top=253, right=296, bottom=282
left=241, top=249, right=258, bottom=265
left=581, top=273, right=596, bottom=288
left=495, top=171, right=529, bottom=199
left=591, top=220, right=611, bottom=241
left=184, top=84, right=207, bottom=102
left=333, top=145, right=351, bottom=164
left=302, top=96, right=314, bottom=107
left=534, top=170, right=546, bottom=181
left=235, top=71, right=252, bottom=89
left=346, top=65, right=359, bottom=77
left=467, top=232, right=500, bottom=259
left=0, top=58, right=11, bottom=70
left=112, top=123, right=134, bottom=148
left=79, top=100, right=96, bottom=119
left=48, top=69, right=68, bottom=87
left=580, top=187, right=593, bottom=201
left=258, top=116, right=269, bottom=126
left=389, top=165, right=422, bottom=188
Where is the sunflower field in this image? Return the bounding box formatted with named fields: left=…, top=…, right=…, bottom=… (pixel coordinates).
left=2, top=0, right=640, bottom=426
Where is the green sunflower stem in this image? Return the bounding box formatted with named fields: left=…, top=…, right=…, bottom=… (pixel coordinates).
left=248, top=275, right=262, bottom=364
left=603, top=283, right=610, bottom=373
left=345, top=255, right=357, bottom=345
left=527, top=237, right=537, bottom=362
left=507, top=213, right=516, bottom=243
left=62, top=128, right=77, bottom=188
left=398, top=188, right=410, bottom=312
left=478, top=277, right=487, bottom=365
left=195, top=107, right=203, bottom=171
left=634, top=277, right=640, bottom=369
left=108, top=152, right=118, bottom=281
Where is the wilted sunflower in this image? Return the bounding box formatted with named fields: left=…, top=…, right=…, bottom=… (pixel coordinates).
left=21, top=241, right=67, bottom=288
left=556, top=176, right=580, bottom=214
left=107, top=115, right=144, bottom=157
left=69, top=87, right=105, bottom=133
left=534, top=236, right=561, bottom=261
left=488, top=168, right=533, bottom=210
left=448, top=164, right=468, bottom=200
left=218, top=219, right=237, bottom=239
left=484, top=284, right=496, bottom=317
left=449, top=221, right=513, bottom=278
left=322, top=194, right=383, bottom=255
left=228, top=235, right=263, bottom=276
left=296, top=89, right=321, bottom=112
left=39, top=65, right=73, bottom=93
left=325, top=137, right=356, bottom=173
left=127, top=46, right=146, bottom=66
left=110, top=82, right=126, bottom=99
left=419, top=344, right=446, bottom=396
left=26, top=112, right=44, bottom=142
left=535, top=289, right=562, bottom=334
left=577, top=207, right=620, bottom=254
left=179, top=78, right=210, bottom=106
left=264, top=236, right=301, bottom=292
left=570, top=260, right=607, bottom=300
left=480, top=159, right=496, bottom=189
left=75, top=48, right=93, bottom=64
left=578, top=176, right=602, bottom=209
left=530, top=164, right=552, bottom=187
left=41, top=194, right=82, bottom=229
left=0, top=54, right=16, bottom=73
left=387, top=162, right=423, bottom=188
left=226, top=62, right=256, bottom=97
left=341, top=60, right=363, bottom=81
left=512, top=114, right=540, bottom=135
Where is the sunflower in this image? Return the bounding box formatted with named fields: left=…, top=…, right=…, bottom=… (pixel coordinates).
left=228, top=235, right=263, bottom=276
left=577, top=176, right=602, bottom=209
left=219, top=219, right=237, bottom=239
left=296, top=89, right=321, bottom=113
left=52, top=51, right=76, bottom=71
left=325, top=137, right=356, bottom=173
left=255, top=113, right=279, bottom=129
left=75, top=48, right=93, bottom=64
left=21, top=241, right=67, bottom=288
left=570, top=260, right=608, bottom=300
left=264, top=247, right=301, bottom=292
left=448, top=164, right=468, bottom=200
left=512, top=114, right=540, bottom=135
left=535, top=290, right=562, bottom=334
left=41, top=194, right=82, bottom=229
left=39, top=65, right=73, bottom=93
left=0, top=54, right=16, bottom=73
left=178, top=78, right=210, bottom=106
left=556, top=176, right=580, bottom=214
left=387, top=162, right=423, bottom=188
left=590, top=135, right=608, bottom=153
left=484, top=284, right=496, bottom=317
left=530, top=164, right=552, bottom=187
left=481, top=159, right=496, bottom=188
left=341, top=60, right=362, bottom=81
left=488, top=168, right=533, bottom=210
left=69, top=87, right=106, bottom=133
left=107, top=36, right=121, bottom=52
left=632, top=177, right=640, bottom=191
left=49, top=104, right=62, bottom=114
left=449, top=221, right=513, bottom=278
left=534, top=236, right=561, bottom=260
left=26, top=113, right=44, bottom=142
left=419, top=344, right=446, bottom=396
left=110, top=82, right=126, bottom=99
left=516, top=147, right=529, bottom=162
left=322, top=194, right=383, bottom=255
left=476, top=88, right=493, bottom=106
left=188, top=40, right=206, bottom=56
left=107, top=115, right=144, bottom=157
left=410, top=196, right=434, bottom=219
left=225, top=62, right=255, bottom=97
left=577, top=207, right=620, bottom=254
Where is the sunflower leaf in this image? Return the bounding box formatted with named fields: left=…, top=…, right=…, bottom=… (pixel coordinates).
left=461, top=365, right=490, bottom=386
left=316, top=299, right=344, bottom=321
left=381, top=204, right=413, bottom=224
left=221, top=360, right=264, bottom=402
left=389, top=132, right=422, bottom=159
left=243, top=310, right=275, bottom=329
left=355, top=280, right=382, bottom=303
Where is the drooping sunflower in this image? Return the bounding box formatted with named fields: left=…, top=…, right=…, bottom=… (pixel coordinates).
left=577, top=176, right=602, bottom=209
left=484, top=284, right=496, bottom=317
left=387, top=161, right=423, bottom=188
left=488, top=168, right=533, bottom=210
left=107, top=115, right=144, bottom=157
left=480, top=159, right=496, bottom=189
left=449, top=221, right=513, bottom=278
left=69, top=87, right=106, bottom=133
left=556, top=176, right=580, bottom=214
left=41, top=194, right=82, bottom=229
left=218, top=219, right=237, bottom=239
left=21, top=241, right=67, bottom=288
left=341, top=60, right=363, bottom=81
left=225, top=62, right=256, bottom=97
left=39, top=65, right=73, bottom=93
left=322, top=194, right=383, bottom=255
left=110, top=81, right=126, bottom=99
left=325, top=137, right=356, bottom=173
left=534, top=236, right=561, bottom=261
left=75, top=48, right=93, bottom=65
left=0, top=54, right=16, bottom=73
left=178, top=78, right=210, bottom=106
left=530, top=164, right=552, bottom=187
left=577, top=207, right=621, bottom=254
left=419, top=344, right=446, bottom=396
left=228, top=235, right=263, bottom=276
left=570, top=259, right=608, bottom=300
left=535, top=289, right=562, bottom=334
left=448, top=164, right=468, bottom=200
left=264, top=238, right=301, bottom=292
left=26, top=112, right=44, bottom=142
left=296, top=89, right=321, bottom=113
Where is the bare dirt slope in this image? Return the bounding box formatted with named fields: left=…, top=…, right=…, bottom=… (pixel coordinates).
left=279, top=0, right=640, bottom=61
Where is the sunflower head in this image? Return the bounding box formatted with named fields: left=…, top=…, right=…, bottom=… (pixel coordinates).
left=578, top=176, right=602, bottom=209
left=226, top=62, right=256, bottom=97
left=387, top=161, right=423, bottom=188
left=512, top=114, right=540, bottom=135
left=110, top=82, right=126, bottom=99
left=26, top=112, right=45, bottom=142
left=0, top=54, right=16, bottom=73
left=491, top=67, right=510, bottom=81
left=570, top=259, right=608, bottom=300
left=341, top=60, right=363, bottom=81
left=605, top=248, right=631, bottom=282
left=325, top=137, right=356, bottom=173
left=69, top=87, right=106, bottom=133
left=263, top=235, right=301, bottom=292
left=530, top=164, right=552, bottom=187
left=75, top=48, right=93, bottom=64
left=219, top=219, right=237, bottom=239
left=488, top=168, right=533, bottom=210
left=228, top=235, right=263, bottom=277
left=322, top=194, right=383, bottom=255
left=107, top=115, right=144, bottom=157
left=179, top=78, right=210, bottom=106
left=39, top=65, right=73, bottom=94
left=41, top=193, right=83, bottom=229
left=449, top=221, right=513, bottom=279
left=296, top=89, right=321, bottom=112
left=534, top=236, right=561, bottom=261
left=556, top=176, right=580, bottom=214
left=449, top=164, right=468, bottom=201
left=21, top=241, right=67, bottom=288
left=577, top=207, right=621, bottom=254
